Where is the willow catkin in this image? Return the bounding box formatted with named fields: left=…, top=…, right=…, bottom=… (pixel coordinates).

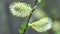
left=28, top=17, right=53, bottom=32
left=9, top=2, right=32, bottom=17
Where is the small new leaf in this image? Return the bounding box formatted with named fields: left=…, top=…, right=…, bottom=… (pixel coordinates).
left=19, top=23, right=26, bottom=34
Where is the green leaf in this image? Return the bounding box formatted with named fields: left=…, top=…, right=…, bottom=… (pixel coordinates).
left=19, top=22, right=27, bottom=34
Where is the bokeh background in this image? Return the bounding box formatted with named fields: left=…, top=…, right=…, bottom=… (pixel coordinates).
left=0, top=0, right=60, bottom=34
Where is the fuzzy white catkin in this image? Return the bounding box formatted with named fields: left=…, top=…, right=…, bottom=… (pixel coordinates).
left=28, top=17, right=52, bottom=32
left=9, top=2, right=32, bottom=17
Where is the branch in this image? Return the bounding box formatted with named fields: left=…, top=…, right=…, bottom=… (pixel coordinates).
left=22, top=0, right=38, bottom=34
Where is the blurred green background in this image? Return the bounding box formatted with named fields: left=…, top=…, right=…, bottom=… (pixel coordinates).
left=0, top=0, right=60, bottom=34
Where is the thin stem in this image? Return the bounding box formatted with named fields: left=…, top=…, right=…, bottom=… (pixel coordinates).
left=22, top=0, right=38, bottom=34
left=23, top=8, right=35, bottom=34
